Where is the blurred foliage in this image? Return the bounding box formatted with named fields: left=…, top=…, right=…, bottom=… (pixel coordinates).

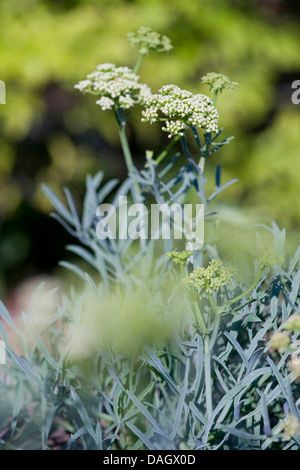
left=1, top=0, right=300, bottom=294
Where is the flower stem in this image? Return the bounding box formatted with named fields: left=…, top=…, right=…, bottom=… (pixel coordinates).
left=212, top=91, right=218, bottom=107
left=193, top=301, right=207, bottom=335
left=115, top=107, right=141, bottom=200
left=118, top=124, right=135, bottom=175
left=133, top=53, right=144, bottom=74
left=155, top=134, right=180, bottom=165
left=208, top=293, right=219, bottom=320
left=226, top=268, right=264, bottom=307
left=199, top=156, right=206, bottom=173
left=118, top=124, right=141, bottom=200
left=204, top=336, right=213, bottom=420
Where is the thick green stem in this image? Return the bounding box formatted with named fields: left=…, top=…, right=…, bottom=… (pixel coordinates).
left=179, top=264, right=186, bottom=278
left=118, top=124, right=135, bottom=175
left=208, top=294, right=218, bottom=313
left=198, top=156, right=206, bottom=173
left=117, top=121, right=141, bottom=201
left=155, top=134, right=180, bottom=164
left=193, top=301, right=207, bottom=335
left=132, top=53, right=144, bottom=74
left=204, top=336, right=213, bottom=420
left=212, top=91, right=218, bottom=107
left=226, top=268, right=264, bottom=307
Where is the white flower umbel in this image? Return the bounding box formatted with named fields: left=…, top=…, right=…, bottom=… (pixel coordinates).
left=75, top=63, right=151, bottom=110
left=142, top=84, right=219, bottom=138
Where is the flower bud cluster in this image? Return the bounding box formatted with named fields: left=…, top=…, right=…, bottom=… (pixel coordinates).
left=127, top=27, right=173, bottom=55
left=283, top=313, right=300, bottom=332
left=269, top=331, right=291, bottom=351
left=280, top=414, right=300, bottom=439
left=182, top=259, right=235, bottom=293
left=166, top=250, right=193, bottom=265
left=201, top=72, right=239, bottom=94
left=256, top=248, right=284, bottom=269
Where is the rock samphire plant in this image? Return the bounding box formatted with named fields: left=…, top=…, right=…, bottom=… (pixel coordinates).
left=0, top=28, right=299, bottom=450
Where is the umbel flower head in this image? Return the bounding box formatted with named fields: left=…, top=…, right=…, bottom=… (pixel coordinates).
left=289, top=358, right=300, bottom=377
left=75, top=63, right=151, bottom=110
left=182, top=259, right=235, bottom=294
left=166, top=250, right=193, bottom=265
left=280, top=414, right=300, bottom=439
left=201, top=73, right=239, bottom=94
left=142, top=84, right=219, bottom=138
left=127, top=27, right=173, bottom=55
left=256, top=247, right=284, bottom=269
left=268, top=331, right=291, bottom=351
left=283, top=314, right=300, bottom=332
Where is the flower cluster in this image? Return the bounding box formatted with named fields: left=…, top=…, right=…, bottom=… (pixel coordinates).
left=256, top=248, right=284, bottom=269
left=289, top=358, right=300, bottom=377
left=269, top=331, right=290, bottom=351
left=280, top=414, right=300, bottom=439
left=182, top=259, right=235, bottom=294
left=166, top=250, right=193, bottom=265
left=127, top=27, right=173, bottom=55
left=201, top=72, right=239, bottom=94
left=283, top=313, right=300, bottom=332
left=75, top=63, right=151, bottom=110
left=141, top=84, right=219, bottom=138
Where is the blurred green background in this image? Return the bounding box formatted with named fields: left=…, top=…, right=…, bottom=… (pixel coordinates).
left=1, top=0, right=300, bottom=297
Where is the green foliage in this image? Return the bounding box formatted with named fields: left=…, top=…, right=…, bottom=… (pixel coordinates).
left=1, top=224, right=300, bottom=450
left=1, top=0, right=300, bottom=293
left=0, top=18, right=300, bottom=452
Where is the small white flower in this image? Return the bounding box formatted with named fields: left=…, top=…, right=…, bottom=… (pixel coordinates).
left=119, top=94, right=135, bottom=109
left=74, top=79, right=92, bottom=92
left=96, top=63, right=115, bottom=71
left=96, top=96, right=114, bottom=110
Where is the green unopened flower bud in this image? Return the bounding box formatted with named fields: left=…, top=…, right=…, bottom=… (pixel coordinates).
left=256, top=248, right=284, bottom=269
left=280, top=414, right=300, bottom=439
left=201, top=73, right=239, bottom=94
left=282, top=314, right=300, bottom=332
left=166, top=250, right=193, bottom=265
left=182, top=259, right=236, bottom=294
left=269, top=331, right=290, bottom=351
left=127, top=27, right=173, bottom=55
